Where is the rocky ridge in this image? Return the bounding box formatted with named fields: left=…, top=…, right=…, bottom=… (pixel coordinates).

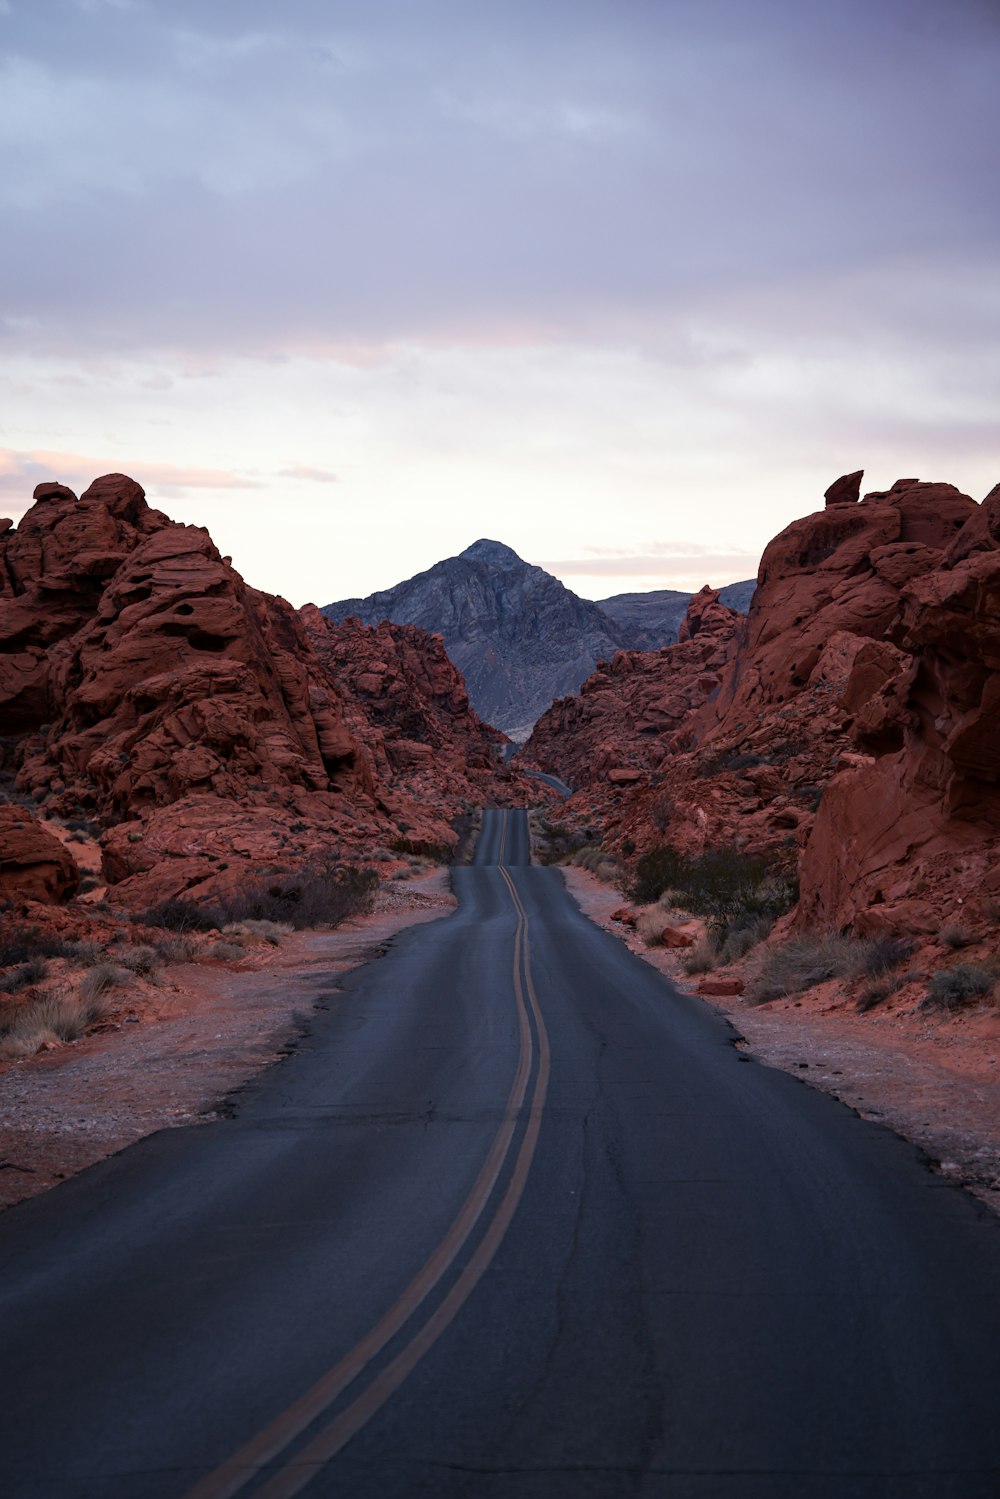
left=0, top=475, right=534, bottom=910
left=525, top=474, right=1000, bottom=946
left=324, top=540, right=754, bottom=740
left=597, top=580, right=756, bottom=651
left=524, top=586, right=743, bottom=787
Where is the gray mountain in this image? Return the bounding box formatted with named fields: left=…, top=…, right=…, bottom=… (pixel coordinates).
left=323, top=541, right=755, bottom=739
left=598, top=579, right=757, bottom=649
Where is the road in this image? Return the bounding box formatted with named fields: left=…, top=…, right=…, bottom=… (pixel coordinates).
left=1, top=808, right=999, bottom=1497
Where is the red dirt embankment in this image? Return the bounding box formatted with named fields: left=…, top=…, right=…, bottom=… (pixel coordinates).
left=0, top=872, right=455, bottom=1212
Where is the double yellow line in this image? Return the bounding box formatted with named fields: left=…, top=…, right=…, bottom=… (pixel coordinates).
left=183, top=844, right=548, bottom=1499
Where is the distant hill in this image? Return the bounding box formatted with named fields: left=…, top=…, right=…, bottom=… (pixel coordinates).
left=324, top=540, right=756, bottom=739
left=598, top=580, right=756, bottom=650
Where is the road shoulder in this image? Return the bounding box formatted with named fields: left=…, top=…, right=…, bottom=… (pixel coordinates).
left=0, top=871, right=456, bottom=1212
left=561, top=864, right=1000, bottom=1214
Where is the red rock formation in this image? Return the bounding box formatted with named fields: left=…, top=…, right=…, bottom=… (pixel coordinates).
left=0, top=474, right=536, bottom=907
left=523, top=587, right=741, bottom=787
left=824, top=470, right=863, bottom=506
left=527, top=477, right=1000, bottom=951
left=799, top=482, right=1000, bottom=936
left=0, top=805, right=79, bottom=904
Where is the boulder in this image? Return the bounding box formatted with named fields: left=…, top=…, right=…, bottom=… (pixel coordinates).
left=697, top=977, right=745, bottom=997
left=0, top=805, right=79, bottom=904
left=824, top=470, right=863, bottom=506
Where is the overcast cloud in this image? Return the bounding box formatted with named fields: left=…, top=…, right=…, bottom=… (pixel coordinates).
left=1, top=0, right=998, bottom=603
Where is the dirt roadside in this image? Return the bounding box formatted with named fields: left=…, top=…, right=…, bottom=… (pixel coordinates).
left=0, top=871, right=456, bottom=1212
left=561, top=865, right=1000, bottom=1214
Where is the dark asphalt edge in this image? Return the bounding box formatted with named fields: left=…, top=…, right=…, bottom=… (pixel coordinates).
left=559, top=868, right=1000, bottom=1227
left=0, top=893, right=459, bottom=1227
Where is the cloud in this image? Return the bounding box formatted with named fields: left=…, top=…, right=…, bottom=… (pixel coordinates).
left=275, top=464, right=340, bottom=483
left=542, top=549, right=760, bottom=580
left=0, top=0, right=997, bottom=363
left=0, top=448, right=260, bottom=506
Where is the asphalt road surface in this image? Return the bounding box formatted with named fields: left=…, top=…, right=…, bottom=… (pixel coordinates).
left=521, top=768, right=574, bottom=798
left=2, top=809, right=1000, bottom=1498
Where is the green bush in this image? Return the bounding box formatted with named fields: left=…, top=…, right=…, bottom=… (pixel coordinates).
left=218, top=863, right=379, bottom=930
left=535, top=820, right=592, bottom=866
left=141, top=899, right=224, bottom=933
left=628, top=843, right=796, bottom=929
left=922, top=964, right=995, bottom=1012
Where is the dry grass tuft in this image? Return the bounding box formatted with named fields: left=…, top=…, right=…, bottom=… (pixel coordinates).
left=152, top=934, right=199, bottom=964
left=0, top=985, right=113, bottom=1059
left=113, top=944, right=161, bottom=977
left=222, top=919, right=291, bottom=946
left=79, top=964, right=132, bottom=1005
left=203, top=941, right=246, bottom=963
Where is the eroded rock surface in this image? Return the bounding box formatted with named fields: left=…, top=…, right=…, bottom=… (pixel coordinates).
left=0, top=805, right=79, bottom=904
left=0, top=475, right=534, bottom=907
left=525, top=474, right=1000, bottom=946
left=524, top=587, right=741, bottom=787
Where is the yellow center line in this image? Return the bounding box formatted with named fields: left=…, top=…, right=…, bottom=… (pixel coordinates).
left=497, top=807, right=508, bottom=866
left=182, top=827, right=549, bottom=1499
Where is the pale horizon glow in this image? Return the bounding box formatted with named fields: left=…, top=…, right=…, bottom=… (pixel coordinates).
left=1, top=1, right=998, bottom=607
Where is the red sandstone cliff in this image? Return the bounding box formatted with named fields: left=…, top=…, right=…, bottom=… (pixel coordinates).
left=523, top=586, right=741, bottom=786
left=0, top=474, right=531, bottom=907
left=527, top=474, right=1000, bottom=943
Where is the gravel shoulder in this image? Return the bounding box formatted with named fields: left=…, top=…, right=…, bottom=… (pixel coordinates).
left=0, top=871, right=456, bottom=1212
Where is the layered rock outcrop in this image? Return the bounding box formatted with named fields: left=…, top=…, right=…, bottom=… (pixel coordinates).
left=528, top=474, right=1000, bottom=944
left=0, top=805, right=79, bottom=904
left=523, top=587, right=742, bottom=786
left=1, top=475, right=532, bottom=907
left=799, top=482, right=1000, bottom=936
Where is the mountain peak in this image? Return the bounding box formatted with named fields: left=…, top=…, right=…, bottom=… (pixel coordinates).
left=459, top=539, right=525, bottom=568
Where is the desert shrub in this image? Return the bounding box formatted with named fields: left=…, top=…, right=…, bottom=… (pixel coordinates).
left=636, top=910, right=667, bottom=948
left=748, top=933, right=866, bottom=1004
left=940, top=924, right=972, bottom=951
left=222, top=919, right=291, bottom=946
left=60, top=940, right=106, bottom=966
left=153, top=934, right=199, bottom=964
left=115, top=944, right=161, bottom=977
left=64, top=816, right=102, bottom=837
left=204, top=941, right=245, bottom=962
left=0, top=986, right=112, bottom=1058
left=0, top=924, right=77, bottom=966
left=922, top=964, right=995, bottom=1012
left=389, top=837, right=452, bottom=863
left=629, top=844, right=796, bottom=932
left=141, top=898, right=224, bottom=933
left=536, top=820, right=592, bottom=866
left=857, top=981, right=891, bottom=1013
left=0, top=956, right=50, bottom=994
left=682, top=936, right=720, bottom=975
left=649, top=793, right=675, bottom=833
left=571, top=846, right=619, bottom=883
left=861, top=935, right=916, bottom=978
left=216, top=863, right=379, bottom=930
left=79, top=964, right=131, bottom=1004
left=717, top=913, right=774, bottom=964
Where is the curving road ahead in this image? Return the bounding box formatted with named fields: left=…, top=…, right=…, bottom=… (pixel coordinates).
left=1, top=809, right=1000, bottom=1498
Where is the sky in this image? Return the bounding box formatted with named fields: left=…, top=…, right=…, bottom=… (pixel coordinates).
left=1, top=0, right=998, bottom=606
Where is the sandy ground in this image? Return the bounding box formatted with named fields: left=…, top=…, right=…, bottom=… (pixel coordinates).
left=0, top=871, right=456, bottom=1213
left=561, top=865, right=1000, bottom=1213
